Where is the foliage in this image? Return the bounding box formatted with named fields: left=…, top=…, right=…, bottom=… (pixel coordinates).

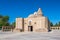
left=0, top=15, right=3, bottom=18
left=54, top=23, right=58, bottom=26
left=50, top=21, right=60, bottom=27
left=58, top=21, right=60, bottom=26
left=11, top=22, right=16, bottom=27
left=0, top=15, right=10, bottom=28
left=50, top=22, right=53, bottom=26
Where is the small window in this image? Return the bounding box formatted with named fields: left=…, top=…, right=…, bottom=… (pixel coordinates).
left=34, top=22, right=36, bottom=24
left=29, top=21, right=31, bottom=25
left=28, top=20, right=32, bottom=25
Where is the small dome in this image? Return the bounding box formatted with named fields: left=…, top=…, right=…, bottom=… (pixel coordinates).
left=28, top=14, right=34, bottom=17
left=34, top=12, right=37, bottom=16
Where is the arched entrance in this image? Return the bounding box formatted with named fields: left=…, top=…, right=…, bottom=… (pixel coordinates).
left=28, top=26, right=33, bottom=31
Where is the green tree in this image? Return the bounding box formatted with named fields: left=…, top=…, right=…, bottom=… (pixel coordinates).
left=54, top=23, right=58, bottom=26
left=11, top=22, right=16, bottom=27
left=0, top=15, right=10, bottom=29
left=58, top=21, right=60, bottom=26
left=50, top=22, right=53, bottom=26
left=0, top=15, right=3, bottom=28
left=2, top=16, right=9, bottom=22
left=2, top=16, right=9, bottom=26
left=0, top=15, right=3, bottom=18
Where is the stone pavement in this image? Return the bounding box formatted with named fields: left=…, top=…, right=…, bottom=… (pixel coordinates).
left=0, top=30, right=60, bottom=40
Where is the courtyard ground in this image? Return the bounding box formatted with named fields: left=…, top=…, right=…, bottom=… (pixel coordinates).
left=0, top=30, right=60, bottom=40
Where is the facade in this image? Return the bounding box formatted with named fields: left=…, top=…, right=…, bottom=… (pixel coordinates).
left=15, top=8, right=50, bottom=32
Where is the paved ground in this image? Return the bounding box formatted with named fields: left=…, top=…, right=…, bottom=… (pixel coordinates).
left=0, top=30, right=60, bottom=40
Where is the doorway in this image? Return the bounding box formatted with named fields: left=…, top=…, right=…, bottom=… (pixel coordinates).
left=28, top=26, right=33, bottom=31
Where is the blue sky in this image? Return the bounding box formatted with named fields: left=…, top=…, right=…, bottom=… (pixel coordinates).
left=0, top=0, right=60, bottom=24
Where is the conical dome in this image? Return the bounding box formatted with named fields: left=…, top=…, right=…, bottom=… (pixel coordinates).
left=37, top=8, right=43, bottom=16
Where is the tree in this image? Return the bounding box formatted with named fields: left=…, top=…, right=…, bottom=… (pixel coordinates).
left=2, top=16, right=9, bottom=22
left=11, top=22, right=16, bottom=27
left=0, top=15, right=10, bottom=29
left=54, top=23, right=58, bottom=26
left=0, top=15, right=3, bottom=18
left=2, top=16, right=9, bottom=26
left=0, top=15, right=3, bottom=28
left=58, top=21, right=60, bottom=26
left=50, top=22, right=53, bottom=26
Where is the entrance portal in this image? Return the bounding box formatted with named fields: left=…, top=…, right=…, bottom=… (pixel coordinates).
left=28, top=26, right=33, bottom=31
